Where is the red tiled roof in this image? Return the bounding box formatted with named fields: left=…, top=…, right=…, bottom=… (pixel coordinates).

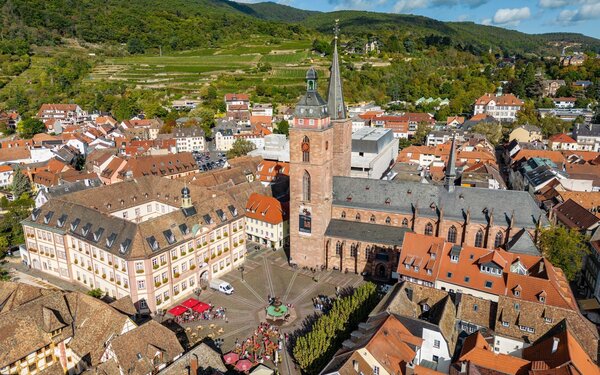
left=548, top=133, right=576, bottom=143
left=245, top=193, right=288, bottom=225
left=552, top=97, right=577, bottom=102
left=224, top=93, right=249, bottom=102
left=459, top=332, right=530, bottom=375
left=475, top=93, right=524, bottom=106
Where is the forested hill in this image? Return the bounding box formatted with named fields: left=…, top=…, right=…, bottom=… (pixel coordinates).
left=0, top=0, right=599, bottom=55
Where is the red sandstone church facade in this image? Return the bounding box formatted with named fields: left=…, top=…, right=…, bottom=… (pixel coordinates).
left=289, top=35, right=547, bottom=280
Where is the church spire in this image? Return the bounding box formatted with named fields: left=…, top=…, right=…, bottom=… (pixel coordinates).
left=327, top=19, right=346, bottom=120
left=445, top=133, right=457, bottom=192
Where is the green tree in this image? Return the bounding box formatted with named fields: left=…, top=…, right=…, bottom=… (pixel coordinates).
left=127, top=38, right=146, bottom=54
left=0, top=269, right=10, bottom=281
left=516, top=101, right=539, bottom=125
left=472, top=122, right=503, bottom=145
left=87, top=288, right=104, bottom=299
left=17, top=118, right=45, bottom=138
left=0, top=236, right=8, bottom=258
left=227, top=139, right=256, bottom=159
left=539, top=226, right=589, bottom=281
left=411, top=123, right=431, bottom=145
left=274, top=120, right=289, bottom=136
left=11, top=166, right=30, bottom=198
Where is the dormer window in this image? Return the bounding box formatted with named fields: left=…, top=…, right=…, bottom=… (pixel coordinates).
left=81, top=223, right=92, bottom=236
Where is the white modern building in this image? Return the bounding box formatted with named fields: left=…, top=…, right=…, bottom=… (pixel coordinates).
left=350, top=127, right=399, bottom=179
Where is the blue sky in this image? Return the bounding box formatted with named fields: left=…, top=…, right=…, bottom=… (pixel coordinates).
left=238, top=0, right=600, bottom=38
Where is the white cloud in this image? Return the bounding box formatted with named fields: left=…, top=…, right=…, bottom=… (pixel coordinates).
left=328, top=0, right=389, bottom=10
left=490, top=7, right=531, bottom=25
left=555, top=2, right=600, bottom=24
left=392, top=0, right=428, bottom=12
left=539, top=0, right=571, bottom=8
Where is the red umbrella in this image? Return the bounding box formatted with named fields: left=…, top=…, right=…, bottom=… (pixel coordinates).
left=167, top=305, right=187, bottom=316
left=192, top=301, right=211, bottom=313
left=223, top=352, right=240, bottom=365
left=235, top=359, right=253, bottom=372
left=181, top=298, right=200, bottom=309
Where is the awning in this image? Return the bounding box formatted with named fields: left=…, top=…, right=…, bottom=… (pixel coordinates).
left=167, top=305, right=188, bottom=317
left=193, top=302, right=211, bottom=313
left=181, top=298, right=200, bottom=309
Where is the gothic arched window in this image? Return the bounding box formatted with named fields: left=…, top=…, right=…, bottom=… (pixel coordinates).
left=494, top=231, right=504, bottom=248
left=350, top=244, right=357, bottom=258
left=447, top=226, right=457, bottom=244
left=385, top=217, right=391, bottom=225
left=370, top=215, right=376, bottom=223
left=341, top=211, right=346, bottom=219
left=402, top=218, right=409, bottom=227
left=302, top=136, right=310, bottom=163
left=475, top=229, right=484, bottom=248
left=424, top=223, right=433, bottom=236
left=303, top=171, right=311, bottom=202
left=355, top=213, right=361, bottom=221
left=335, top=242, right=342, bottom=256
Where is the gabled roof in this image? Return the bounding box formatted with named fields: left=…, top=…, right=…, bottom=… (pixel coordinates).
left=553, top=199, right=600, bottom=231
left=245, top=193, right=287, bottom=225
left=549, top=133, right=577, bottom=143
left=523, top=327, right=600, bottom=375
left=458, top=331, right=530, bottom=375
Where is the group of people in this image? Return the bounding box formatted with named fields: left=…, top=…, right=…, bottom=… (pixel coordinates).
left=233, top=322, right=286, bottom=365
left=173, top=305, right=228, bottom=325
left=313, top=294, right=334, bottom=312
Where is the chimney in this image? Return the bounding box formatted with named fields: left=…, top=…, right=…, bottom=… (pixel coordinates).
left=552, top=337, right=560, bottom=354
left=460, top=361, right=468, bottom=373
left=190, top=354, right=198, bottom=375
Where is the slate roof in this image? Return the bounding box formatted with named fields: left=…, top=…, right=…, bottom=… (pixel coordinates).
left=332, top=176, right=548, bottom=229
left=294, top=68, right=328, bottom=119
left=505, top=229, right=541, bottom=256
left=327, top=41, right=346, bottom=120
left=325, top=219, right=412, bottom=247
left=23, top=176, right=256, bottom=260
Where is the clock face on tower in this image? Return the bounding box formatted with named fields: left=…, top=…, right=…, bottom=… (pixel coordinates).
left=301, top=142, right=310, bottom=152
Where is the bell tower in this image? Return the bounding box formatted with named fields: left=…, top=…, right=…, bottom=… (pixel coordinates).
left=328, top=19, right=352, bottom=177
left=289, top=68, right=334, bottom=268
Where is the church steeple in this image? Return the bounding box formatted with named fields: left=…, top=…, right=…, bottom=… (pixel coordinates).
left=327, top=19, right=346, bottom=120
left=444, top=133, right=457, bottom=192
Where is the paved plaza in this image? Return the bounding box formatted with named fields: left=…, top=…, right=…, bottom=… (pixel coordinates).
left=2, top=248, right=366, bottom=373
left=162, top=247, right=365, bottom=374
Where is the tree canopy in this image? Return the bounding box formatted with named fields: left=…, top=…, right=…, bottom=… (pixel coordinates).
left=17, top=118, right=45, bottom=138
left=539, top=226, right=590, bottom=281
left=226, top=139, right=256, bottom=159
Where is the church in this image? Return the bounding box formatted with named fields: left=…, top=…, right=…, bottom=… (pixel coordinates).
left=289, top=31, right=548, bottom=280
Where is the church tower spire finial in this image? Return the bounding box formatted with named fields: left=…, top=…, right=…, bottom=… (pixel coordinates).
left=444, top=133, right=457, bottom=192
left=327, top=19, right=346, bottom=120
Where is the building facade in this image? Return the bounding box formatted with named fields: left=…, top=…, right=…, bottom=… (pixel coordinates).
left=20, top=177, right=259, bottom=313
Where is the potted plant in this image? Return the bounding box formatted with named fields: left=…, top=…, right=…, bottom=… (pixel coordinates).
left=155, top=281, right=161, bottom=288
left=101, top=274, right=106, bottom=279
left=87, top=266, right=92, bottom=271
left=162, top=278, right=168, bottom=284
left=190, top=264, right=196, bottom=270
left=174, top=272, right=180, bottom=278
left=136, top=269, right=144, bottom=274
left=153, top=264, right=159, bottom=270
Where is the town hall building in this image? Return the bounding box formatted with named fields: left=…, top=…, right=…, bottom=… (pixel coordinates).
left=289, top=31, right=548, bottom=280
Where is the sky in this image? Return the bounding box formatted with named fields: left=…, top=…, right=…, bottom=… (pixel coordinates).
left=238, top=0, right=600, bottom=39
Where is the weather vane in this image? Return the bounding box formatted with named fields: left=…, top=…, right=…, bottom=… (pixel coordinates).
left=334, top=19, right=339, bottom=40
